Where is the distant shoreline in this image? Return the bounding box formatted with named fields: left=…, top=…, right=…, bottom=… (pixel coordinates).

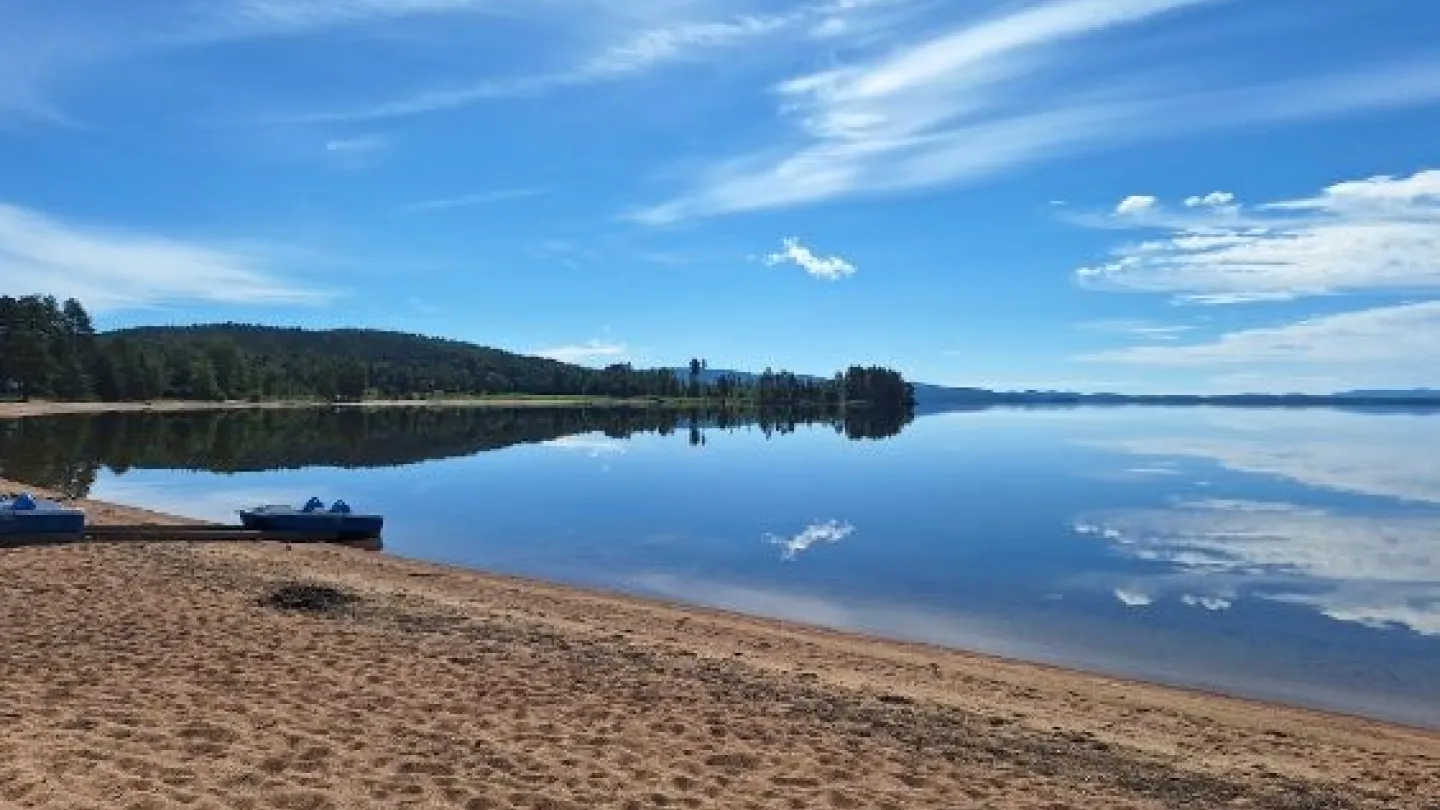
left=6, top=393, right=1440, bottom=421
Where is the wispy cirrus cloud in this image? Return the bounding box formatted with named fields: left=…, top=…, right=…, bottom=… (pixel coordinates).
left=1079, top=301, right=1440, bottom=372
left=324, top=134, right=389, bottom=154
left=763, top=237, right=857, bottom=280
left=322, top=133, right=392, bottom=168
left=634, top=0, right=1440, bottom=222
left=399, top=188, right=544, bottom=214
left=1079, top=319, right=1193, bottom=341
left=1077, top=169, right=1440, bottom=303
left=0, top=202, right=333, bottom=312
left=534, top=338, right=629, bottom=365
left=0, top=0, right=503, bottom=122
left=289, top=0, right=890, bottom=123
left=198, top=0, right=493, bottom=39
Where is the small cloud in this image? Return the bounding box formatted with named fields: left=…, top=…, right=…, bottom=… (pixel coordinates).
left=541, top=435, right=629, bottom=457
left=535, top=338, right=629, bottom=365
left=323, top=134, right=390, bottom=169
left=1080, top=319, right=1194, bottom=341
left=766, top=520, right=855, bottom=561
left=1113, top=589, right=1153, bottom=607
left=1184, top=191, right=1236, bottom=208
left=400, top=188, right=544, bottom=214
left=763, top=237, right=857, bottom=281
left=324, top=134, right=389, bottom=154
left=1181, top=594, right=1232, bottom=611
left=941, top=349, right=964, bottom=357
left=1114, top=195, right=1157, bottom=216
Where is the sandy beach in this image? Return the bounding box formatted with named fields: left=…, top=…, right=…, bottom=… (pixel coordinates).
left=1, top=480, right=1436, bottom=809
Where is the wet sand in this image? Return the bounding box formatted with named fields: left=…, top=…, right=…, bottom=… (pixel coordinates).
left=1, top=480, right=1437, bottom=809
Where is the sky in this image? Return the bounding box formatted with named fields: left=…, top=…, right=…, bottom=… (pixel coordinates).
left=1, top=0, right=1438, bottom=393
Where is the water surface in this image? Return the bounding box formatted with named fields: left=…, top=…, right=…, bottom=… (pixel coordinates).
left=3, top=405, right=1436, bottom=726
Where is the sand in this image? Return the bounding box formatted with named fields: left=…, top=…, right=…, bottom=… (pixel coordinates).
left=1, top=480, right=1437, bottom=809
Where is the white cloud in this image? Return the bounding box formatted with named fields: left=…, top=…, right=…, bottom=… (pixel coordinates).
left=534, top=338, right=629, bottom=365
left=1185, top=191, right=1234, bottom=208
left=763, top=237, right=857, bottom=280
left=0, top=202, right=332, bottom=312
left=193, top=0, right=494, bottom=40
left=0, top=1, right=499, bottom=122
left=1079, top=301, right=1440, bottom=377
left=1079, top=319, right=1193, bottom=341
left=295, top=0, right=886, bottom=122
left=634, top=0, right=1440, bottom=222
left=1078, top=170, right=1440, bottom=303
left=1114, top=195, right=1157, bottom=216
left=766, top=519, right=855, bottom=561
left=1113, top=589, right=1153, bottom=607
left=1181, top=594, right=1231, bottom=611
left=399, top=188, right=543, bottom=213
left=541, top=434, right=629, bottom=457
left=1078, top=501, right=1440, bottom=635
left=324, top=134, right=389, bottom=154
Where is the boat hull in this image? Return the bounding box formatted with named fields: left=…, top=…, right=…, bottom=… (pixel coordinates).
left=239, top=510, right=383, bottom=540
left=0, top=502, right=85, bottom=537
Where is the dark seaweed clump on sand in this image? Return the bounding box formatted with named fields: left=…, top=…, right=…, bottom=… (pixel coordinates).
left=262, top=581, right=357, bottom=615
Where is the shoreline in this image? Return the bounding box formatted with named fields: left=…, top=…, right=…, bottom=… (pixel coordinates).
left=0, top=397, right=717, bottom=419
left=2, top=478, right=1436, bottom=808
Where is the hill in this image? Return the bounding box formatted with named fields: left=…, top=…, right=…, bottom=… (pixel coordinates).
left=104, top=324, right=632, bottom=399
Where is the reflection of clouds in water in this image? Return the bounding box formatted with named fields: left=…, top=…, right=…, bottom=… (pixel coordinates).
left=92, top=478, right=300, bottom=523
left=1077, top=500, right=1440, bottom=634
left=1182, top=595, right=1232, bottom=611
left=765, top=520, right=854, bottom=561
left=1088, top=411, right=1440, bottom=504
left=1113, top=589, right=1153, bottom=607
left=540, top=434, right=629, bottom=457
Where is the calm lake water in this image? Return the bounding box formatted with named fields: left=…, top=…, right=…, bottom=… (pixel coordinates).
left=3, top=405, right=1438, bottom=727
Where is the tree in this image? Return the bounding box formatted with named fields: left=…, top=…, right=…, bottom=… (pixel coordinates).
left=336, top=359, right=369, bottom=402
left=183, top=355, right=224, bottom=401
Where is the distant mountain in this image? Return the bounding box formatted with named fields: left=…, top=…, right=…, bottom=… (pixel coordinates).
left=907, top=383, right=1440, bottom=412
left=909, top=383, right=1003, bottom=411
left=1339, top=389, right=1440, bottom=399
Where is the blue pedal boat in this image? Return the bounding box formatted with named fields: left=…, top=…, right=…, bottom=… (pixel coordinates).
left=0, top=493, right=85, bottom=538
left=238, top=498, right=383, bottom=540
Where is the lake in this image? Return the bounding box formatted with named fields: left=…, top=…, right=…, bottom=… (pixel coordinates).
left=3, top=405, right=1437, bottom=727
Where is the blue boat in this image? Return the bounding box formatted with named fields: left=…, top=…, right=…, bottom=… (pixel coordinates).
left=0, top=493, right=85, bottom=538
left=238, top=497, right=383, bottom=540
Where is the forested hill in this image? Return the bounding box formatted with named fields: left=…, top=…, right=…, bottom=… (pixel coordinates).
left=0, top=296, right=915, bottom=412
left=104, top=324, right=619, bottom=400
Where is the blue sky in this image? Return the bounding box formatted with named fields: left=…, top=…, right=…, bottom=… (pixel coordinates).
left=1, top=0, right=1438, bottom=393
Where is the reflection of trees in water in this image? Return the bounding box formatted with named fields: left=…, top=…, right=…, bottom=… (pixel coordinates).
left=0, top=405, right=913, bottom=496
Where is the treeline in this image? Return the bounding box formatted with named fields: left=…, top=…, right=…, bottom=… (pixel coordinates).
left=0, top=297, right=913, bottom=414
left=0, top=405, right=912, bottom=497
